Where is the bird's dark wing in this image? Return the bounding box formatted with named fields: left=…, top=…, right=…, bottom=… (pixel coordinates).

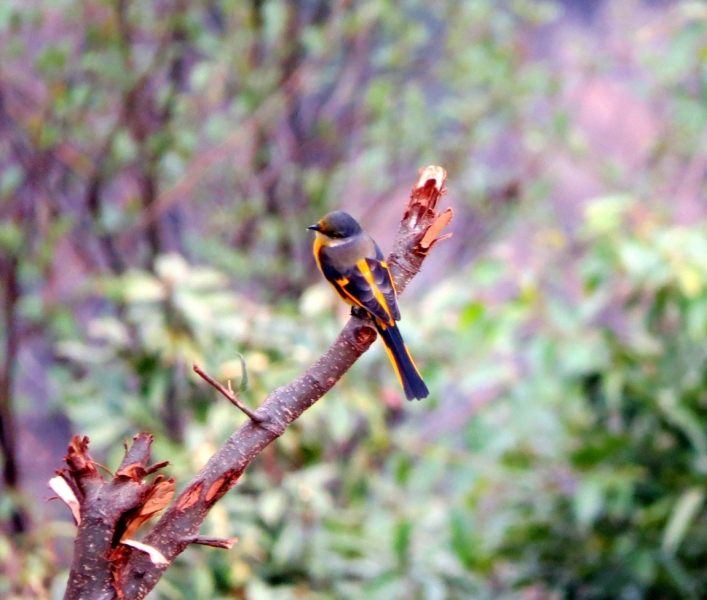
left=321, top=258, right=398, bottom=325
left=366, top=257, right=401, bottom=321
left=370, top=242, right=401, bottom=321
left=316, top=236, right=400, bottom=324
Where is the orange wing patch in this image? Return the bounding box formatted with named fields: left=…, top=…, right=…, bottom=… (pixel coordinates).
left=356, top=259, right=393, bottom=322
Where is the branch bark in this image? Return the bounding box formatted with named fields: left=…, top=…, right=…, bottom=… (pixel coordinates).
left=62, top=434, right=172, bottom=600
left=60, top=166, right=452, bottom=600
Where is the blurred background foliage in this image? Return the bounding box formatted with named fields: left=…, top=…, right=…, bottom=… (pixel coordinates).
left=2, top=0, right=707, bottom=598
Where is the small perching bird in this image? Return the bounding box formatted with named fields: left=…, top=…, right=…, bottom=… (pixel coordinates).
left=308, top=211, right=429, bottom=400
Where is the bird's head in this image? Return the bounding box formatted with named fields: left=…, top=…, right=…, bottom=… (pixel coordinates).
left=307, top=211, right=362, bottom=240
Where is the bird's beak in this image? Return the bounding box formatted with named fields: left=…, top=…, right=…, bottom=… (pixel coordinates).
left=307, top=223, right=321, bottom=231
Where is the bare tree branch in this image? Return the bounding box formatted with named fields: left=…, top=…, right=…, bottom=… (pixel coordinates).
left=192, top=363, right=263, bottom=422
left=60, top=166, right=452, bottom=600
left=62, top=433, right=169, bottom=600
left=184, top=535, right=238, bottom=549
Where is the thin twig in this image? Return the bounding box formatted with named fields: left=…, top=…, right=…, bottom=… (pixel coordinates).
left=144, top=460, right=170, bottom=476
left=93, top=461, right=114, bottom=477
left=184, top=535, right=238, bottom=550
left=192, top=363, right=263, bottom=423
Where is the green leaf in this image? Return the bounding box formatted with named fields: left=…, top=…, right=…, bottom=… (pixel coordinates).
left=583, top=194, right=632, bottom=235
left=574, top=478, right=604, bottom=531
left=1, top=165, right=24, bottom=196
left=460, top=302, right=485, bottom=328
left=662, top=488, right=705, bottom=555
left=234, top=351, right=249, bottom=393
left=392, top=517, right=412, bottom=568
left=0, top=220, right=23, bottom=254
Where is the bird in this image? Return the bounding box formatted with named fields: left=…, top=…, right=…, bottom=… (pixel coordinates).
left=308, top=211, right=429, bottom=400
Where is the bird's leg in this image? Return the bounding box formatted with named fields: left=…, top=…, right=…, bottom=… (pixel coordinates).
left=350, top=306, right=369, bottom=320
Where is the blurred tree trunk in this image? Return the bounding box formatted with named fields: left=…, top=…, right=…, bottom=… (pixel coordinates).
left=0, top=255, right=27, bottom=533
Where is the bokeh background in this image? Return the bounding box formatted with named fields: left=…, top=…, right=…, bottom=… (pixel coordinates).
left=2, top=0, right=707, bottom=598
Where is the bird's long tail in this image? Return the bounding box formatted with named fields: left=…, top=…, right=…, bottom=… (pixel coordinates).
left=375, top=321, right=429, bottom=400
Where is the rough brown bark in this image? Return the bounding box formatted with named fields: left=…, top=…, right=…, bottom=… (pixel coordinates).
left=59, top=166, right=452, bottom=600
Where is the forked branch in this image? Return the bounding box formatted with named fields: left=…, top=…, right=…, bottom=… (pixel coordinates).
left=60, top=166, right=452, bottom=600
